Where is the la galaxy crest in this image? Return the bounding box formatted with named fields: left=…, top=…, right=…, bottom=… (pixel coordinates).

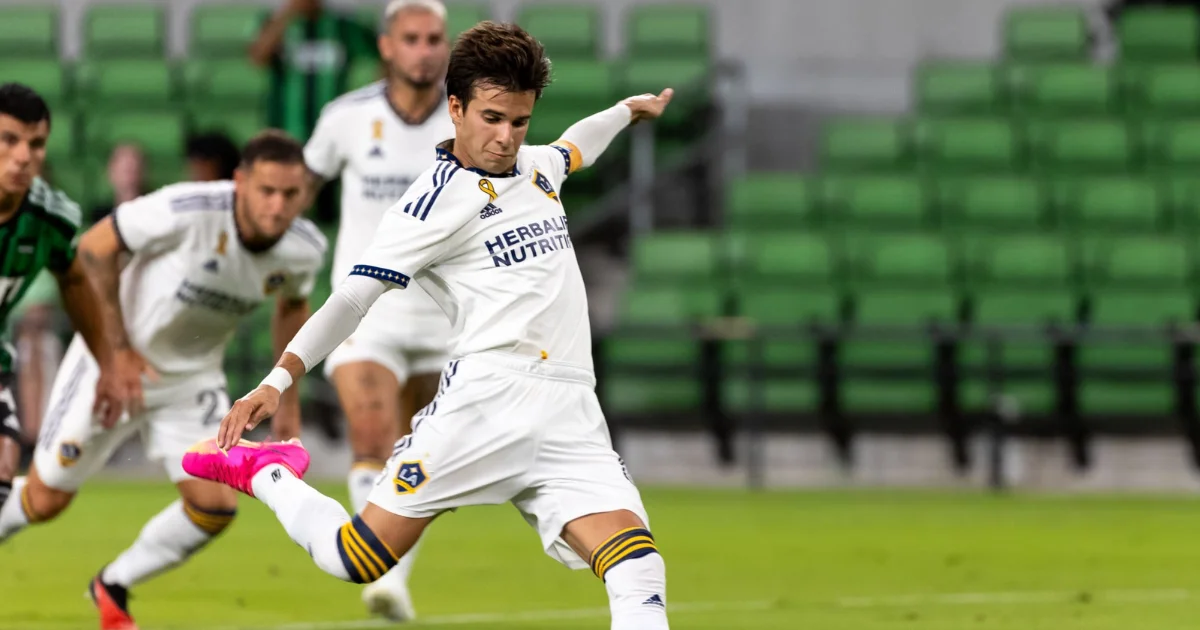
left=263, top=271, right=287, bottom=295
left=531, top=170, right=560, bottom=204
left=59, top=441, right=82, bottom=467
left=394, top=460, right=428, bottom=494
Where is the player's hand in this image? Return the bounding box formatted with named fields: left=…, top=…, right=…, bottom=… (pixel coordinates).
left=623, top=88, right=674, bottom=124
left=93, top=348, right=158, bottom=429
left=217, top=385, right=281, bottom=450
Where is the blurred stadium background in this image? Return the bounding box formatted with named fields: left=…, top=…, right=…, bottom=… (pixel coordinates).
left=10, top=0, right=1200, bottom=628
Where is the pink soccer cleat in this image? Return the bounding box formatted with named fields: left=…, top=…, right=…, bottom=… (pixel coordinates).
left=182, top=438, right=310, bottom=497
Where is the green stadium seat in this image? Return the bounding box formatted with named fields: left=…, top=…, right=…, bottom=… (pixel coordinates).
left=723, top=288, right=840, bottom=413
left=182, top=60, right=269, bottom=106
left=1009, top=64, right=1114, bottom=117
left=1145, top=120, right=1200, bottom=174
left=961, top=233, right=1075, bottom=287
left=1119, top=7, right=1200, bottom=62
left=524, top=105, right=590, bottom=148
left=820, top=118, right=909, bottom=172
left=1165, top=176, right=1200, bottom=230
left=845, top=232, right=954, bottom=285
left=517, top=5, right=600, bottom=59
left=627, top=4, right=709, bottom=57
left=0, top=60, right=69, bottom=108
left=190, top=109, right=266, bottom=147
left=820, top=175, right=930, bottom=229
left=938, top=176, right=1047, bottom=232
left=346, top=59, right=383, bottom=91
left=75, top=60, right=175, bottom=107
left=630, top=231, right=719, bottom=282
left=1053, top=177, right=1164, bottom=233
left=1027, top=119, right=1132, bottom=174
left=622, top=59, right=709, bottom=130
left=85, top=5, right=165, bottom=58
left=1078, top=290, right=1195, bottom=415
left=43, top=159, right=92, bottom=213
left=960, top=289, right=1077, bottom=413
left=604, top=285, right=722, bottom=413
left=914, top=118, right=1020, bottom=173
left=85, top=111, right=186, bottom=160
left=915, top=61, right=1005, bottom=115
left=725, top=174, right=817, bottom=232
left=191, top=5, right=265, bottom=58
left=545, top=59, right=617, bottom=103
left=1123, top=65, right=1200, bottom=116
left=1004, top=7, right=1089, bottom=61
left=1080, top=236, right=1192, bottom=288
left=731, top=233, right=836, bottom=285
left=0, top=6, right=58, bottom=58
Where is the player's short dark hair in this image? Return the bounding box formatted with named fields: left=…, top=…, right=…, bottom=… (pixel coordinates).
left=186, top=132, right=241, bottom=180
left=0, top=83, right=51, bottom=129
left=446, top=21, right=551, bottom=106
left=239, top=130, right=305, bottom=170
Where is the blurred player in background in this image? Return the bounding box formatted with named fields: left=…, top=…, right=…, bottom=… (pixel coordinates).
left=0, top=83, right=137, bottom=537
left=187, top=23, right=674, bottom=630
left=303, top=0, right=453, bottom=620
left=0, top=131, right=326, bottom=630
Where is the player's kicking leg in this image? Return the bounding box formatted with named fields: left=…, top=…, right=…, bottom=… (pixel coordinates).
left=182, top=438, right=429, bottom=585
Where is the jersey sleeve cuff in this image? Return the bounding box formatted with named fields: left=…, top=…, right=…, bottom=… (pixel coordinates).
left=550, top=140, right=583, bottom=176
left=350, top=264, right=411, bottom=288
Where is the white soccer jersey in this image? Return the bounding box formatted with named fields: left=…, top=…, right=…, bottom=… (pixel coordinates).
left=354, top=141, right=592, bottom=370
left=304, top=81, right=454, bottom=325
left=112, top=181, right=327, bottom=376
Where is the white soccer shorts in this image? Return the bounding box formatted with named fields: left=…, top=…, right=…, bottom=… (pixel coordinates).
left=34, top=335, right=230, bottom=491
left=366, top=351, right=649, bottom=570
left=322, top=293, right=451, bottom=385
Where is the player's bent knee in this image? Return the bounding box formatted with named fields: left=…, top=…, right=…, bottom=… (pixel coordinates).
left=182, top=500, right=237, bottom=536
left=23, top=475, right=75, bottom=523
left=332, top=514, right=399, bottom=583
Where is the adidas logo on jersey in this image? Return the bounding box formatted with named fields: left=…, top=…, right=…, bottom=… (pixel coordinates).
left=203, top=259, right=218, bottom=273
left=643, top=594, right=665, bottom=607
left=479, top=203, right=503, bottom=219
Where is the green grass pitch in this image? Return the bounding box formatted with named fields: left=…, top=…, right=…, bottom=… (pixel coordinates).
left=3, top=482, right=1200, bottom=629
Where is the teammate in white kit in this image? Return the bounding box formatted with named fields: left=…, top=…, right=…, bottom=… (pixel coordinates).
left=303, top=1, right=453, bottom=618
left=0, top=132, right=326, bottom=630
left=186, top=23, right=674, bottom=630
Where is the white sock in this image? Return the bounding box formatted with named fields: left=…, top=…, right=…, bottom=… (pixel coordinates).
left=102, top=500, right=220, bottom=587
left=0, top=476, right=30, bottom=542
left=253, top=464, right=354, bottom=581
left=347, top=462, right=383, bottom=514
left=606, top=554, right=669, bottom=630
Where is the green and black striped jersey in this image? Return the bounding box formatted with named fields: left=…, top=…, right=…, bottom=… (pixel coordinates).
left=0, top=177, right=81, bottom=371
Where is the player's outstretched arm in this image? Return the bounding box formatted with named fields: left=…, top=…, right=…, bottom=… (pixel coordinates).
left=551, top=88, right=674, bottom=172
left=269, top=295, right=310, bottom=441
left=217, top=275, right=389, bottom=449
left=73, top=217, right=159, bottom=426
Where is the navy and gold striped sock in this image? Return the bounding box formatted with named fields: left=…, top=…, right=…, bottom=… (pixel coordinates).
left=589, top=527, right=660, bottom=582
left=335, top=515, right=399, bottom=583
left=182, top=501, right=236, bottom=536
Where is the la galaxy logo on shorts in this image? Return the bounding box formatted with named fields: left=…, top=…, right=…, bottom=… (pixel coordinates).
left=263, top=271, right=287, bottom=295
left=59, top=441, right=82, bottom=467
left=394, top=461, right=428, bottom=494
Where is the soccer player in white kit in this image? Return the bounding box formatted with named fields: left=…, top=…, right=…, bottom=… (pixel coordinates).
left=303, top=1, right=454, bottom=618
left=185, top=23, right=673, bottom=629
left=0, top=132, right=326, bottom=630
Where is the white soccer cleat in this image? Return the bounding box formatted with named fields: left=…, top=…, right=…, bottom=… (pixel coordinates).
left=362, top=570, right=417, bottom=623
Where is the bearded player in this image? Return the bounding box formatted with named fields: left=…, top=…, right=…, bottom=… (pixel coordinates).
left=304, top=0, right=454, bottom=619
left=0, top=131, right=326, bottom=630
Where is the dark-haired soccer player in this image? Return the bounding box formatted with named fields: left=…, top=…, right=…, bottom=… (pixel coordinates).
left=0, top=82, right=138, bottom=535
left=0, top=130, right=326, bottom=630
left=187, top=22, right=674, bottom=629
